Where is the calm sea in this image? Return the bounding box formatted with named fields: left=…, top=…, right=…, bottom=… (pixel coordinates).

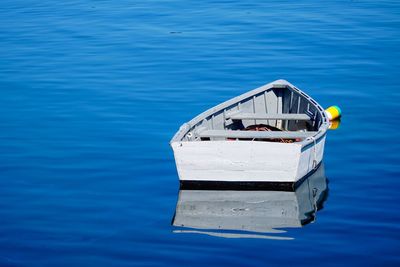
left=0, top=1, right=399, bottom=266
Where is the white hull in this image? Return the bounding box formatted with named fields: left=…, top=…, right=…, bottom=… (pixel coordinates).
left=170, top=80, right=329, bottom=185
left=171, top=136, right=325, bottom=183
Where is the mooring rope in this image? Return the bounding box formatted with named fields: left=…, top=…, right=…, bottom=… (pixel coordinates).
left=309, top=136, right=318, bottom=169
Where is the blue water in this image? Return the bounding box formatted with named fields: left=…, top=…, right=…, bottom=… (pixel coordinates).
left=1, top=1, right=399, bottom=266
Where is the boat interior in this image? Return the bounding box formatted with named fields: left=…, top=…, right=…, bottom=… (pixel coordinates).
left=181, top=84, right=326, bottom=142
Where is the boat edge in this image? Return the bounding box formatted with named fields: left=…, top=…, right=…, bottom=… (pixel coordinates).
left=178, top=161, right=322, bottom=192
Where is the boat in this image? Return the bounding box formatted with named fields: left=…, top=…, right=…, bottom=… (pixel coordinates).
left=170, top=79, right=329, bottom=189
left=172, top=163, right=328, bottom=240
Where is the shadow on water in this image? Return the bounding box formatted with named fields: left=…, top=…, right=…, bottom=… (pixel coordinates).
left=171, top=163, right=328, bottom=240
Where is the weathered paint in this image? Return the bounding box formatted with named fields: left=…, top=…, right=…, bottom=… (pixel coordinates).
left=171, top=141, right=302, bottom=182
left=170, top=80, right=329, bottom=184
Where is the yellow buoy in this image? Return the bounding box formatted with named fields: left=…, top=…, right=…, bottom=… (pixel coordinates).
left=329, top=119, right=341, bottom=130
left=325, top=105, right=342, bottom=121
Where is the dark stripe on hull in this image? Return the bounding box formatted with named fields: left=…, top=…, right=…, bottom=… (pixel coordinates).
left=301, top=133, right=326, bottom=152
left=179, top=162, right=322, bottom=192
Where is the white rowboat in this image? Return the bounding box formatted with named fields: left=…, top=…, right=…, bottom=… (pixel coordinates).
left=170, top=80, right=329, bottom=189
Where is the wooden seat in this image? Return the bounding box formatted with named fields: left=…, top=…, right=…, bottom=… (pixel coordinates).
left=226, top=112, right=311, bottom=121
left=197, top=130, right=317, bottom=139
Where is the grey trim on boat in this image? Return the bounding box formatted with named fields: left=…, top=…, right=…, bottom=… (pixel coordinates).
left=197, top=130, right=318, bottom=139
left=227, top=112, right=311, bottom=121
left=301, top=132, right=327, bottom=152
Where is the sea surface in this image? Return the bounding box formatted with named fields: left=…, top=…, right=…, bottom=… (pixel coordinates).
left=0, top=1, right=399, bottom=266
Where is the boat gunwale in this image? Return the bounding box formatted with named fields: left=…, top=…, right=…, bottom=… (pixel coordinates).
left=170, top=79, right=329, bottom=150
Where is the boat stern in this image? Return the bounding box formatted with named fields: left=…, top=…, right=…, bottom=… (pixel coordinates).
left=171, top=140, right=303, bottom=186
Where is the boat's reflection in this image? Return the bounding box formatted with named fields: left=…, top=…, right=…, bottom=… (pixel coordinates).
left=172, top=163, right=328, bottom=240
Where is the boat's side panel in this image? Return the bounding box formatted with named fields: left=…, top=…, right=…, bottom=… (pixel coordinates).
left=296, top=136, right=326, bottom=180
left=171, top=141, right=302, bottom=183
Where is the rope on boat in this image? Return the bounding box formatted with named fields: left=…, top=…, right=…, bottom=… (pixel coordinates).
left=309, top=136, right=317, bottom=169
left=243, top=124, right=296, bottom=143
